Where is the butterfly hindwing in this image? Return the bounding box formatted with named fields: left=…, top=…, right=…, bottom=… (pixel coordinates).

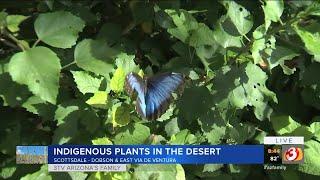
left=145, top=72, right=184, bottom=120
left=125, top=72, right=147, bottom=118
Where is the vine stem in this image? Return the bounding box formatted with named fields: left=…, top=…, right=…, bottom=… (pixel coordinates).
left=2, top=29, right=26, bottom=51
left=0, top=38, right=20, bottom=50
left=32, top=39, right=41, bottom=48
left=61, top=61, right=76, bottom=70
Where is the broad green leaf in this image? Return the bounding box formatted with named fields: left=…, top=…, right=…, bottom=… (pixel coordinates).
left=6, top=15, right=28, bottom=32
left=227, top=123, right=255, bottom=144
left=92, top=137, right=113, bottom=145
left=21, top=165, right=51, bottom=180
left=188, top=23, right=216, bottom=47
left=34, top=11, right=85, bottom=48
left=0, top=73, right=30, bottom=107
left=271, top=115, right=300, bottom=135
left=75, top=39, right=118, bottom=77
left=298, top=140, right=320, bottom=176
left=0, top=165, right=16, bottom=179
left=225, top=1, right=253, bottom=35
left=198, top=109, right=228, bottom=144
left=71, top=71, right=103, bottom=94
left=53, top=100, right=99, bottom=144
left=110, top=68, right=126, bottom=93
left=134, top=165, right=185, bottom=180
left=86, top=91, right=108, bottom=109
left=112, top=103, right=130, bottom=127
left=251, top=25, right=276, bottom=65
left=262, top=0, right=284, bottom=30
left=165, top=9, right=198, bottom=43
left=22, top=96, right=56, bottom=121
left=178, top=86, right=213, bottom=122
left=213, top=20, right=242, bottom=48
left=114, top=123, right=150, bottom=144
left=213, top=63, right=277, bottom=120
left=268, top=46, right=299, bottom=75
left=310, top=120, right=320, bottom=139
left=8, top=47, right=61, bottom=104
left=169, top=129, right=197, bottom=145
left=294, top=23, right=320, bottom=62
left=115, top=53, right=139, bottom=74
left=165, top=118, right=180, bottom=137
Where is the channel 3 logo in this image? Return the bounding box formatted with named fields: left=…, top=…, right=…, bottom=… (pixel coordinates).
left=282, top=145, right=304, bottom=164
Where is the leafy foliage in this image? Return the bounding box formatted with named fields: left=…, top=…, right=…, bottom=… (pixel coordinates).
left=1, top=0, right=320, bottom=179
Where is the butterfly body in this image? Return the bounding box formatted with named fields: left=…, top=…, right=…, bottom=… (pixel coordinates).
left=125, top=72, right=184, bottom=120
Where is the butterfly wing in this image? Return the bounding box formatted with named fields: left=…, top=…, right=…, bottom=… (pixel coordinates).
left=145, top=72, right=184, bottom=120
left=125, top=72, right=147, bottom=118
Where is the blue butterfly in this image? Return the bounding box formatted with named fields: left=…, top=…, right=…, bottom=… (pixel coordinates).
left=125, top=72, right=184, bottom=120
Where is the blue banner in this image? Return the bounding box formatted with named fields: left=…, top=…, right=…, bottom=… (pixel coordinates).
left=48, top=145, right=264, bottom=164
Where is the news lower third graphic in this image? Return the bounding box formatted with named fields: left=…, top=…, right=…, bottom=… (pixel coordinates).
left=15, top=137, right=304, bottom=172
left=263, top=136, right=304, bottom=170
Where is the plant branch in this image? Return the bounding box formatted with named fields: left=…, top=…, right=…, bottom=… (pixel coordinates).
left=0, top=38, right=20, bottom=50
left=61, top=61, right=76, bottom=70
left=32, top=39, right=41, bottom=48
left=2, top=29, right=27, bottom=51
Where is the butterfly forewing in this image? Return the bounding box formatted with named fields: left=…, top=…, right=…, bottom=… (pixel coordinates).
left=125, top=72, right=147, bottom=118
left=145, top=72, right=184, bottom=120
left=125, top=72, right=184, bottom=120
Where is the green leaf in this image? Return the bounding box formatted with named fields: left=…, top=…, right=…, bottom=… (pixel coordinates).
left=134, top=164, right=185, bottom=180
left=21, top=165, right=51, bottom=180
left=165, top=118, right=180, bottom=137
left=298, top=140, right=320, bottom=176
left=110, top=68, right=126, bottom=93
left=114, top=123, right=150, bottom=144
left=251, top=25, right=276, bottom=65
left=6, top=15, right=28, bottom=32
left=22, top=96, right=56, bottom=121
left=92, top=137, right=113, bottom=145
left=169, top=129, right=197, bottom=145
left=227, top=123, right=255, bottom=144
left=165, top=9, right=198, bottom=43
left=0, top=165, right=16, bottom=179
left=72, top=71, right=103, bottom=94
left=188, top=23, right=216, bottom=47
left=213, top=19, right=242, bottom=48
left=115, top=53, right=139, bottom=74
left=225, top=1, right=253, bottom=35
left=198, top=109, right=227, bottom=144
left=213, top=63, right=277, bottom=120
left=34, top=11, right=85, bottom=48
left=0, top=73, right=30, bottom=107
left=294, top=23, right=320, bottom=62
left=8, top=47, right=61, bottom=104
left=310, top=120, right=320, bottom=140
left=262, top=0, right=284, bottom=30
left=268, top=46, right=299, bottom=75
left=53, top=100, right=99, bottom=144
left=75, top=39, right=118, bottom=77
left=271, top=115, right=300, bottom=135
left=112, top=103, right=131, bottom=127
left=86, top=91, right=108, bottom=109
